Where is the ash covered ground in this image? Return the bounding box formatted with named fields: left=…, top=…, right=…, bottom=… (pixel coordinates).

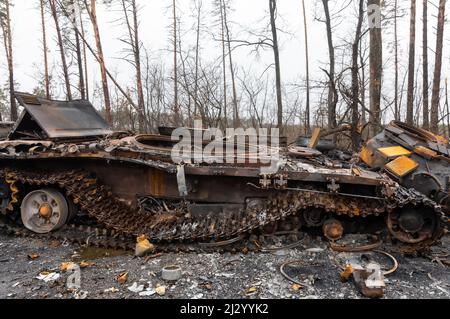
left=0, top=231, right=448, bottom=300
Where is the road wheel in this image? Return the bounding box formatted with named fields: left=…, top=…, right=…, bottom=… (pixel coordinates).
left=21, top=188, right=70, bottom=234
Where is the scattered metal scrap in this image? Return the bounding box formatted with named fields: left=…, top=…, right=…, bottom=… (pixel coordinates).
left=336, top=250, right=398, bottom=299
left=279, top=260, right=315, bottom=290
left=330, top=238, right=382, bottom=253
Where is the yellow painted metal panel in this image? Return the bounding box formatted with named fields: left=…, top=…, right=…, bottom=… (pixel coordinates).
left=360, top=146, right=375, bottom=166
left=414, top=146, right=437, bottom=159
left=385, top=156, right=419, bottom=178
left=378, top=146, right=412, bottom=159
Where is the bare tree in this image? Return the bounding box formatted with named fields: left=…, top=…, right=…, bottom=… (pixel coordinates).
left=0, top=0, right=17, bottom=120
left=222, top=0, right=239, bottom=127
left=193, top=0, right=202, bottom=121
left=422, top=0, right=429, bottom=129
left=84, top=0, right=112, bottom=125
left=172, top=0, right=180, bottom=125
left=78, top=0, right=89, bottom=99
left=359, top=37, right=368, bottom=125
left=394, top=0, right=399, bottom=121
left=269, top=0, right=283, bottom=132
left=430, top=0, right=446, bottom=133
left=120, top=0, right=146, bottom=132
left=302, top=0, right=310, bottom=133
left=351, top=0, right=364, bottom=150
left=321, top=0, right=337, bottom=130
left=56, top=0, right=139, bottom=121
left=70, top=0, right=86, bottom=99
left=368, top=0, right=382, bottom=136
left=217, top=0, right=227, bottom=127
left=40, top=0, right=50, bottom=99
left=49, top=0, right=72, bottom=100
left=406, top=0, right=416, bottom=125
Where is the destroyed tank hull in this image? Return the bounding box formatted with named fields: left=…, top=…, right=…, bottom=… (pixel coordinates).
left=0, top=93, right=447, bottom=250
left=360, top=121, right=450, bottom=226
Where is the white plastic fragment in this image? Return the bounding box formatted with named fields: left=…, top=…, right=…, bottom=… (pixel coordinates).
left=36, top=272, right=60, bottom=283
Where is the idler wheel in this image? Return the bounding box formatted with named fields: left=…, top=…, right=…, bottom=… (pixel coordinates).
left=21, top=188, right=70, bottom=234
left=387, top=205, right=439, bottom=244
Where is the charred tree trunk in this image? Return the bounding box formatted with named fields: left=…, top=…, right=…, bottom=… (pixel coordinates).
left=269, top=0, right=283, bottom=132
left=85, top=0, right=112, bottom=125
left=430, top=0, right=446, bottom=134
left=40, top=0, right=50, bottom=99
left=406, top=0, right=416, bottom=125
left=322, top=0, right=337, bottom=130
left=302, top=0, right=310, bottom=134
left=422, top=0, right=429, bottom=129
left=351, top=0, right=364, bottom=150
left=49, top=0, right=72, bottom=101
left=368, top=0, right=382, bottom=136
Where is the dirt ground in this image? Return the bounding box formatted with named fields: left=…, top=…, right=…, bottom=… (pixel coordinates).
left=0, top=231, right=449, bottom=300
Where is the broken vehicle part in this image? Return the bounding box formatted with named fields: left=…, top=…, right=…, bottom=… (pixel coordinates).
left=360, top=121, right=450, bottom=216
left=161, top=265, right=182, bottom=281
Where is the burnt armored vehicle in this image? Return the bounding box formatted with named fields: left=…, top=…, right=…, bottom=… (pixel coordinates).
left=0, top=93, right=446, bottom=249
left=361, top=121, right=450, bottom=215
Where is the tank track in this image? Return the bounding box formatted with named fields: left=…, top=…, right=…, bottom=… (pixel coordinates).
left=1, top=169, right=447, bottom=250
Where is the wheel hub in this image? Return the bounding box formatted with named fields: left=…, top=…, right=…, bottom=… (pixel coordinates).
left=387, top=205, right=438, bottom=244
left=38, top=203, right=53, bottom=219
left=21, top=188, right=69, bottom=234
left=398, top=210, right=424, bottom=233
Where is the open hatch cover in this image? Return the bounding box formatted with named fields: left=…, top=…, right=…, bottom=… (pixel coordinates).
left=8, top=92, right=113, bottom=140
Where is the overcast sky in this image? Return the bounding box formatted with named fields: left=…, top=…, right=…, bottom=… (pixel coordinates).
left=2, top=0, right=449, bottom=122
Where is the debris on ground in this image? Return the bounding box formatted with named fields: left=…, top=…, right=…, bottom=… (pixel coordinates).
left=155, top=284, right=166, bottom=296
left=60, top=262, right=77, bottom=272
left=36, top=272, right=60, bottom=283
left=127, top=282, right=145, bottom=293
left=27, top=253, right=40, bottom=260
left=161, top=265, right=182, bottom=281
left=79, top=261, right=95, bottom=268
left=352, top=263, right=385, bottom=299
left=135, top=235, right=156, bottom=257
left=0, top=232, right=448, bottom=299
left=104, top=287, right=119, bottom=293
left=116, top=272, right=129, bottom=285
left=245, top=287, right=258, bottom=296
left=340, top=264, right=353, bottom=282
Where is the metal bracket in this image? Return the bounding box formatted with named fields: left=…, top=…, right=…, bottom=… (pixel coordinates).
left=259, top=174, right=272, bottom=189
left=177, top=165, right=188, bottom=197
left=327, top=178, right=340, bottom=194
left=274, top=174, right=288, bottom=190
